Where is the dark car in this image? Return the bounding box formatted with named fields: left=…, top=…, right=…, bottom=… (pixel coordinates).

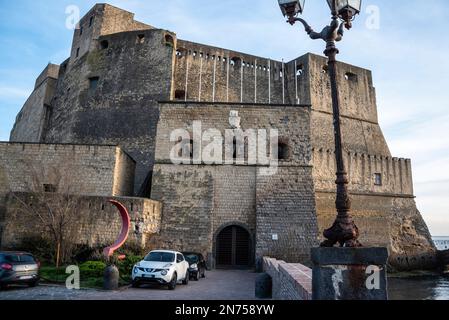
left=182, top=252, right=207, bottom=281
left=0, top=252, right=40, bottom=289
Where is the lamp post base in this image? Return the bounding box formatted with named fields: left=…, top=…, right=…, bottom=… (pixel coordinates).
left=321, top=215, right=362, bottom=248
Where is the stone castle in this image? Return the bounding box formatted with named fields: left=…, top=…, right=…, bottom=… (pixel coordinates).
left=0, top=4, right=437, bottom=270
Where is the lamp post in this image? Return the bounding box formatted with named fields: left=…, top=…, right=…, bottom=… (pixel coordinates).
left=278, top=0, right=362, bottom=248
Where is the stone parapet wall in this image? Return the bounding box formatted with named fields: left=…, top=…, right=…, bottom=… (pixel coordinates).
left=313, top=149, right=413, bottom=195
left=0, top=193, right=161, bottom=250
left=0, top=142, right=135, bottom=197
left=263, top=257, right=312, bottom=300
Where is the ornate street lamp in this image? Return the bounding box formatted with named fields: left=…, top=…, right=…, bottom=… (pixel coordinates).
left=327, top=0, right=362, bottom=29
left=277, top=0, right=362, bottom=248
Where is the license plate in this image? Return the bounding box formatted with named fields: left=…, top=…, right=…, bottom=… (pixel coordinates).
left=20, top=276, right=33, bottom=280
left=144, top=274, right=155, bottom=278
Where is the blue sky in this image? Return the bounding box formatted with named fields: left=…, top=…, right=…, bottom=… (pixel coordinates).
left=1, top=0, right=448, bottom=235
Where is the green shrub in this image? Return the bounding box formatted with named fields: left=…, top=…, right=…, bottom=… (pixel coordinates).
left=79, top=261, right=107, bottom=278
left=117, top=255, right=143, bottom=280
left=71, top=244, right=97, bottom=263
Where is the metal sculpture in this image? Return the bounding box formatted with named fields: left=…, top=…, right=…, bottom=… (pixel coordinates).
left=103, top=200, right=131, bottom=259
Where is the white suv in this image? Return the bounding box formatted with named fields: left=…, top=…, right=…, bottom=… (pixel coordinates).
left=131, top=250, right=190, bottom=290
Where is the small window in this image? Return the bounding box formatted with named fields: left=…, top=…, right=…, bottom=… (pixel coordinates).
left=100, top=40, right=109, bottom=49
left=89, top=17, right=94, bottom=27
left=345, top=72, right=358, bottom=82
left=175, top=90, right=186, bottom=100
left=76, top=48, right=80, bottom=58
left=230, top=57, right=241, bottom=66
left=165, top=34, right=174, bottom=47
left=89, top=77, right=99, bottom=90
left=374, top=173, right=382, bottom=186
left=43, top=184, right=57, bottom=193
left=80, top=27, right=83, bottom=36
left=322, top=65, right=328, bottom=74
left=136, top=34, right=145, bottom=44
left=296, top=64, right=304, bottom=76
left=278, top=142, right=290, bottom=161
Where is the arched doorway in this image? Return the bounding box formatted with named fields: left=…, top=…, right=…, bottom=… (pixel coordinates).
left=215, top=225, right=252, bottom=269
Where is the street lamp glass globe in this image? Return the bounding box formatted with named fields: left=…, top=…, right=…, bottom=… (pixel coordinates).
left=327, top=0, right=361, bottom=18
left=278, top=0, right=305, bottom=17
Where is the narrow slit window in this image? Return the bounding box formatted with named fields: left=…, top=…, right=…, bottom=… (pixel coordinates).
left=374, top=173, right=382, bottom=186
left=43, top=184, right=57, bottom=193
left=89, top=77, right=100, bottom=91
left=137, top=34, right=145, bottom=44
left=100, top=40, right=109, bottom=49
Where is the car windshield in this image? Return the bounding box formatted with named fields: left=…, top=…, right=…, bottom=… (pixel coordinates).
left=144, top=252, right=175, bottom=263
left=3, top=254, right=35, bottom=263
left=184, top=254, right=199, bottom=264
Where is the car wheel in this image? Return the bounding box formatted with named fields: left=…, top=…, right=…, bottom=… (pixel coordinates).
left=28, top=280, right=39, bottom=288
left=0, top=284, right=7, bottom=290
left=182, top=272, right=189, bottom=285
left=193, top=272, right=199, bottom=281
left=168, top=273, right=177, bottom=290
left=131, top=280, right=140, bottom=288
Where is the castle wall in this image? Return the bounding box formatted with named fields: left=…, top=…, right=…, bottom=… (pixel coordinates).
left=10, top=64, right=59, bottom=143
left=45, top=28, right=176, bottom=194
left=312, top=149, right=413, bottom=195
left=308, top=54, right=379, bottom=124
left=256, top=166, right=319, bottom=265
left=5, top=4, right=436, bottom=271
left=69, top=4, right=152, bottom=67
left=151, top=102, right=318, bottom=265
left=0, top=142, right=135, bottom=197
left=1, top=193, right=161, bottom=250
left=312, top=148, right=436, bottom=270
left=173, top=40, right=310, bottom=105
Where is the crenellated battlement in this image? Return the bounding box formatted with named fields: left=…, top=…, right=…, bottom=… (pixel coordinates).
left=312, top=148, right=414, bottom=196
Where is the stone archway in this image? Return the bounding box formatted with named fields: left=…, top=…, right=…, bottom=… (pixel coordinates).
left=214, top=223, right=253, bottom=269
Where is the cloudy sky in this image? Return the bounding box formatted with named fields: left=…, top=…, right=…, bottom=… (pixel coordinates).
left=0, top=0, right=448, bottom=235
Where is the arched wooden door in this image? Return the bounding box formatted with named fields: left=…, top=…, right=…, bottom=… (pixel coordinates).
left=216, top=225, right=251, bottom=269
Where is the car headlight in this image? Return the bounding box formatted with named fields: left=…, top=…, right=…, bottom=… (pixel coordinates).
left=133, top=266, right=138, bottom=274
left=161, top=270, right=168, bottom=276
left=190, top=264, right=198, bottom=269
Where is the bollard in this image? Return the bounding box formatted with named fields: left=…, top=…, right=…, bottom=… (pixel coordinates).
left=103, top=264, right=119, bottom=291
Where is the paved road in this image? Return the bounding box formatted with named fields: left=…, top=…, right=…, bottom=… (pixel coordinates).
left=0, top=270, right=258, bottom=300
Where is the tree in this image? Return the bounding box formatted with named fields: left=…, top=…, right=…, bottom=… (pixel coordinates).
left=11, top=159, right=82, bottom=267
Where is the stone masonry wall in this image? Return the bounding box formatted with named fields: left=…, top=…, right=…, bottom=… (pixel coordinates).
left=151, top=102, right=318, bottom=265
left=263, top=257, right=312, bottom=300
left=45, top=27, right=176, bottom=194
left=10, top=64, right=59, bottom=143
left=256, top=166, right=319, bottom=265
left=1, top=193, right=161, bottom=250
left=313, top=149, right=413, bottom=195
left=0, top=142, right=135, bottom=197
left=69, top=4, right=152, bottom=68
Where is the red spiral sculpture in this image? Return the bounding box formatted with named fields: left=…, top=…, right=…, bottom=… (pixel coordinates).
left=103, top=200, right=131, bottom=259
